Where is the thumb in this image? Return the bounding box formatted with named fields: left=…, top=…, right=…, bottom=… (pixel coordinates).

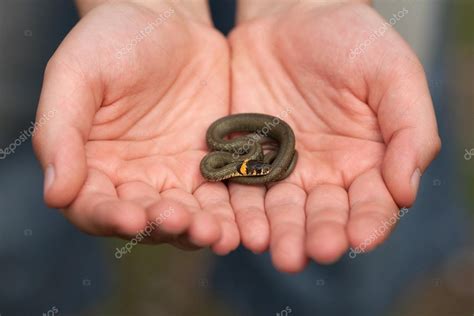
left=33, top=58, right=100, bottom=208
left=375, top=60, right=441, bottom=208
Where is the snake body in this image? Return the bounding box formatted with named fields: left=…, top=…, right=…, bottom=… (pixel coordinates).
left=200, top=113, right=298, bottom=184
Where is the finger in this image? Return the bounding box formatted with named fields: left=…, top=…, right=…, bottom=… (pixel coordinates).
left=66, top=168, right=147, bottom=237
left=116, top=182, right=159, bottom=242
left=33, top=57, right=100, bottom=208
left=229, top=183, right=269, bottom=254
left=116, top=181, right=192, bottom=244
left=161, top=189, right=221, bottom=247
left=373, top=57, right=441, bottom=207
left=305, top=185, right=349, bottom=264
left=194, top=182, right=240, bottom=255
left=116, top=181, right=161, bottom=208
left=347, top=168, right=400, bottom=254
left=266, top=183, right=307, bottom=273
left=145, top=198, right=193, bottom=241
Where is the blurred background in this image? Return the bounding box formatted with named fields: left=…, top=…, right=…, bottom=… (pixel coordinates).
left=0, top=0, right=472, bottom=315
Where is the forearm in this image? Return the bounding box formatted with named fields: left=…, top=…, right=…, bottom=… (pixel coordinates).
left=236, top=0, right=371, bottom=23
left=75, top=0, right=211, bottom=24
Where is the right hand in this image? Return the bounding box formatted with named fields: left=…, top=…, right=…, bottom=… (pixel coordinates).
left=33, top=1, right=239, bottom=253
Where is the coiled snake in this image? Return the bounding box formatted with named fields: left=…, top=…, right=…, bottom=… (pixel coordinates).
left=200, top=113, right=298, bottom=184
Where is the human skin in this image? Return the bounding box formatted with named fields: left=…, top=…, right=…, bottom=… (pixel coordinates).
left=228, top=0, right=440, bottom=272
left=33, top=0, right=240, bottom=253
left=33, top=0, right=440, bottom=272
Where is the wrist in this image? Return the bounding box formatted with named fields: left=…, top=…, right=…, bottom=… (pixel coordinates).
left=75, top=0, right=211, bottom=24
left=236, top=0, right=371, bottom=23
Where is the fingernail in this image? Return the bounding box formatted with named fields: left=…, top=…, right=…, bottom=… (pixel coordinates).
left=410, top=168, right=421, bottom=195
left=44, top=164, right=55, bottom=195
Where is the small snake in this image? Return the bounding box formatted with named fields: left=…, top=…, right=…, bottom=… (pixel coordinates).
left=200, top=113, right=298, bottom=184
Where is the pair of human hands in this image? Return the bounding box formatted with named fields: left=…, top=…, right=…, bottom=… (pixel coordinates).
left=33, top=0, right=440, bottom=272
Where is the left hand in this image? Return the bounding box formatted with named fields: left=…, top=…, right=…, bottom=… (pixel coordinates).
left=228, top=1, right=441, bottom=272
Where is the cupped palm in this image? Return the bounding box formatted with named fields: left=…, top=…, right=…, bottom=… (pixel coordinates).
left=228, top=2, right=438, bottom=271
left=35, top=2, right=239, bottom=253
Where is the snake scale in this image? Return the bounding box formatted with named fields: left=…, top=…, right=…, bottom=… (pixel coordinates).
left=200, top=113, right=298, bottom=184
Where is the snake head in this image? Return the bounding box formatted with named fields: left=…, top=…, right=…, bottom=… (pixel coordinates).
left=238, top=159, right=272, bottom=176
